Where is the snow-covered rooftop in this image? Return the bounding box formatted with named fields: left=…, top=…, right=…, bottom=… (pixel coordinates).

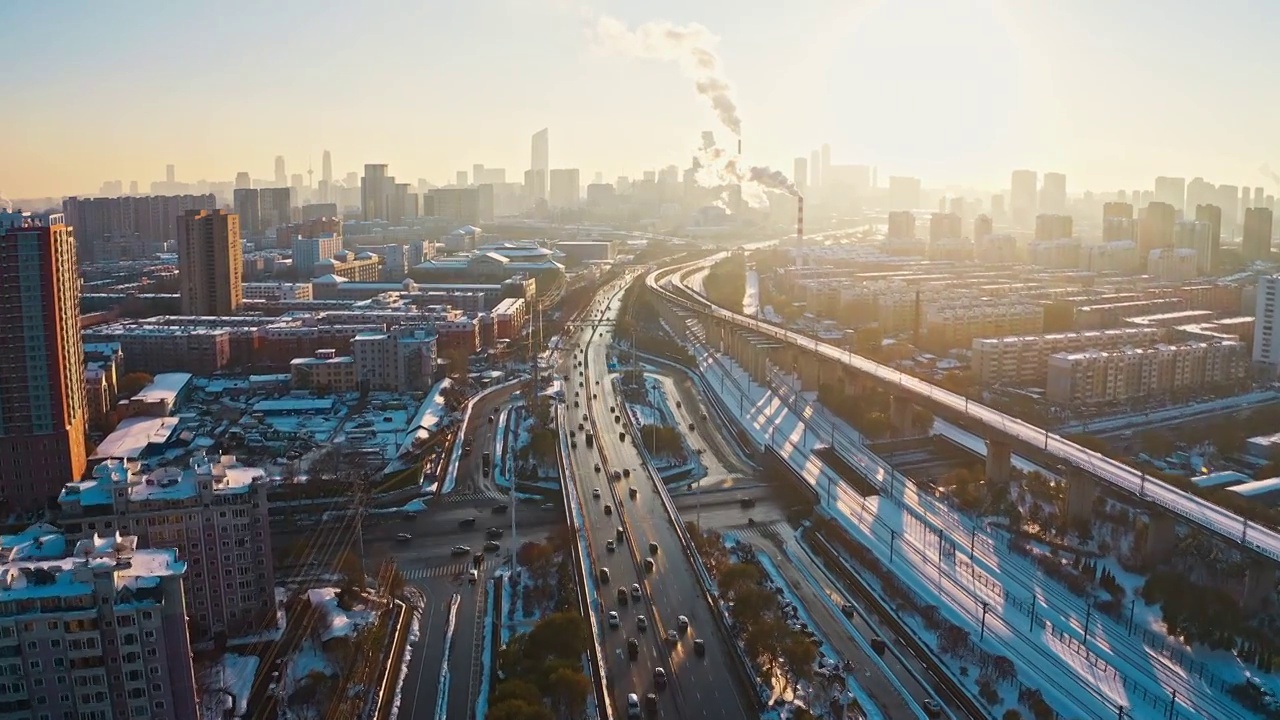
left=398, top=378, right=453, bottom=456
left=61, top=455, right=263, bottom=508
left=252, top=398, right=337, bottom=414
left=1191, top=470, right=1250, bottom=490
left=89, top=416, right=182, bottom=461
left=0, top=527, right=184, bottom=602
left=132, top=372, right=193, bottom=405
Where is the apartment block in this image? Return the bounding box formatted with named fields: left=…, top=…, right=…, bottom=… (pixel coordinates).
left=1030, top=238, right=1081, bottom=269
left=1254, top=274, right=1280, bottom=374
left=289, top=350, right=358, bottom=392
left=922, top=303, right=1044, bottom=354
left=242, top=282, right=313, bottom=302
left=972, top=327, right=1163, bottom=387
left=1082, top=240, right=1139, bottom=274
left=1146, top=247, right=1199, bottom=282
left=1072, top=298, right=1188, bottom=331
left=58, top=454, right=276, bottom=645
left=492, top=297, right=527, bottom=341
left=1047, top=340, right=1246, bottom=406
left=974, top=234, right=1017, bottom=263
left=0, top=525, right=198, bottom=719
left=351, top=328, right=438, bottom=392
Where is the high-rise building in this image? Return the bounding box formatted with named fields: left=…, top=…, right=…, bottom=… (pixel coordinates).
left=820, top=144, right=831, bottom=188
left=1035, top=213, right=1073, bottom=241
left=1102, top=202, right=1134, bottom=243
left=322, top=150, right=333, bottom=185
left=361, top=164, right=395, bottom=221
left=1174, top=220, right=1214, bottom=275
left=129, top=180, right=138, bottom=195
left=549, top=168, right=581, bottom=209
left=887, top=176, right=921, bottom=211
left=809, top=150, right=821, bottom=189
left=1154, top=176, right=1186, bottom=212
left=973, top=214, right=993, bottom=241
left=794, top=157, right=808, bottom=196
left=1257, top=187, right=1266, bottom=210
left=235, top=171, right=251, bottom=189
left=887, top=211, right=915, bottom=240
left=62, top=194, right=217, bottom=260
left=1218, top=184, right=1240, bottom=238
left=274, top=155, right=287, bottom=187
left=1040, top=172, right=1067, bottom=215
left=1195, top=204, right=1222, bottom=271
left=1010, top=170, right=1038, bottom=228
left=293, top=234, right=343, bottom=278
left=166, top=164, right=175, bottom=183
left=0, top=525, right=199, bottom=718
left=233, top=188, right=261, bottom=236
left=1243, top=207, right=1274, bottom=262
left=1139, top=202, right=1175, bottom=255
left=929, top=212, right=961, bottom=241
left=0, top=211, right=88, bottom=511
left=428, top=187, right=483, bottom=225
left=178, top=209, right=243, bottom=316
left=1255, top=274, right=1280, bottom=374
left=457, top=171, right=469, bottom=187
left=530, top=129, right=549, bottom=201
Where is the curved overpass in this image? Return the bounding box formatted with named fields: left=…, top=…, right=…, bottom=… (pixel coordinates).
left=647, top=256, right=1280, bottom=563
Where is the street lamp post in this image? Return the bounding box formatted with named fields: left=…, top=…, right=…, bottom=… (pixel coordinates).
left=1083, top=600, right=1095, bottom=644
left=979, top=601, right=990, bottom=641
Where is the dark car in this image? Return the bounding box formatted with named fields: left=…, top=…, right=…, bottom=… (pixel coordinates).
left=693, top=638, right=706, bottom=657
left=652, top=667, right=667, bottom=688
left=923, top=700, right=943, bottom=718
left=486, top=527, right=504, bottom=539
left=491, top=504, right=509, bottom=514
left=627, top=637, right=640, bottom=660
left=598, top=567, right=610, bottom=584
left=458, top=517, right=477, bottom=528
left=645, top=693, right=658, bottom=711
left=483, top=540, right=500, bottom=552
left=616, top=587, right=628, bottom=605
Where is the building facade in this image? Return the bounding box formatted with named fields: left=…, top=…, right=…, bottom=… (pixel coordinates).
left=1047, top=340, right=1247, bottom=406
left=972, top=327, right=1163, bottom=387
left=177, top=210, right=243, bottom=316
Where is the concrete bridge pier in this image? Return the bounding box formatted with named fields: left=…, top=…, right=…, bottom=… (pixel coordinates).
left=799, top=353, right=823, bottom=392
left=1243, top=560, right=1278, bottom=612
left=985, top=438, right=1012, bottom=487
left=1064, top=470, right=1098, bottom=525
left=889, top=394, right=916, bottom=438
left=1143, top=512, right=1177, bottom=565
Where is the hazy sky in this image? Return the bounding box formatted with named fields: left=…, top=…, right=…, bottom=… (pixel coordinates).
left=3, top=0, right=1278, bottom=198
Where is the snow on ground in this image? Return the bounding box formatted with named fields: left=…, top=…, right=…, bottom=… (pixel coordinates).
left=306, top=587, right=377, bottom=642
left=687, top=339, right=1223, bottom=720
left=476, top=570, right=501, bottom=720
left=228, top=587, right=287, bottom=647
left=199, top=653, right=259, bottom=719
left=283, top=637, right=337, bottom=698
left=387, top=589, right=424, bottom=720
left=492, top=404, right=514, bottom=490
left=397, top=378, right=454, bottom=457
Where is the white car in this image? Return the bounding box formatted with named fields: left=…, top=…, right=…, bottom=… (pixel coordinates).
left=636, top=615, right=648, bottom=631
left=592, top=488, right=601, bottom=498
left=666, top=629, right=678, bottom=644
left=608, top=611, right=620, bottom=628
left=677, top=615, right=689, bottom=633
left=626, top=693, right=642, bottom=719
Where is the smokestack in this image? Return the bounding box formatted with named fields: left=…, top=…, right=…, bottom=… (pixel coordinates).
left=737, top=138, right=742, bottom=156
left=797, top=195, right=804, bottom=247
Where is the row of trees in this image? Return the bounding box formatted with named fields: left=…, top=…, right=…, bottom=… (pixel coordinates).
left=716, top=553, right=819, bottom=696
left=491, top=613, right=593, bottom=720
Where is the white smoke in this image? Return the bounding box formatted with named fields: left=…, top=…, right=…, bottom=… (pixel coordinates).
left=692, top=131, right=796, bottom=209
left=592, top=16, right=742, bottom=136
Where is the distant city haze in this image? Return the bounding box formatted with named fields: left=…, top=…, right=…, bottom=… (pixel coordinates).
left=3, top=0, right=1279, bottom=197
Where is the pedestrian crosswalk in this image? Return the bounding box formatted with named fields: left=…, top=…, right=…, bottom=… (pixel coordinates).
left=438, top=491, right=507, bottom=505
left=400, top=561, right=473, bottom=580
left=724, top=521, right=789, bottom=545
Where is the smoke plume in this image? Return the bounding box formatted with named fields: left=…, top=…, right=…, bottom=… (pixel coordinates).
left=592, top=16, right=742, bottom=136
left=1261, top=164, right=1280, bottom=188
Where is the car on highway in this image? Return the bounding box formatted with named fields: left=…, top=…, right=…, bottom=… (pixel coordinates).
left=648, top=542, right=659, bottom=555
left=626, top=693, right=642, bottom=719
left=677, top=615, right=689, bottom=633
left=451, top=545, right=471, bottom=555
left=491, top=504, right=509, bottom=514
left=488, top=415, right=495, bottom=424
left=619, top=431, right=626, bottom=441
left=541, top=503, right=557, bottom=511
left=604, top=504, right=613, bottom=515
left=611, top=470, right=622, bottom=481
left=483, top=540, right=501, bottom=552
left=573, top=401, right=579, bottom=408
left=693, top=638, right=706, bottom=657
left=923, top=700, right=942, bottom=718
left=486, top=527, right=504, bottom=539
left=592, top=487, right=601, bottom=498
left=652, top=667, right=667, bottom=688
left=645, top=693, right=658, bottom=712
left=606, top=539, right=616, bottom=552
left=395, top=533, right=412, bottom=542
left=459, top=517, right=476, bottom=528
left=598, top=567, right=610, bottom=583
left=467, top=569, right=478, bottom=585
left=578, top=422, right=585, bottom=431
left=622, top=468, right=631, bottom=478
left=627, top=637, right=640, bottom=660
left=840, top=602, right=857, bottom=617
left=616, top=526, right=625, bottom=541
left=643, top=558, right=654, bottom=573
left=636, top=616, right=648, bottom=632
left=594, top=463, right=601, bottom=473
left=630, top=583, right=642, bottom=600
left=617, top=587, right=628, bottom=604
left=582, top=413, right=588, bottom=421
left=689, top=422, right=696, bottom=431
left=665, top=629, right=678, bottom=644
left=608, top=611, right=620, bottom=628
left=629, top=486, right=638, bottom=499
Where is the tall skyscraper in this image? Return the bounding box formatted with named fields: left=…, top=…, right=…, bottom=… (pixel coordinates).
left=530, top=129, right=549, bottom=202
left=1174, top=220, right=1214, bottom=275
left=973, top=214, right=993, bottom=241
left=457, top=171, right=469, bottom=187
left=234, top=188, right=262, bottom=236
left=361, top=164, right=394, bottom=221
left=887, top=211, right=915, bottom=240
left=235, top=171, right=251, bottom=189
left=1040, top=172, right=1067, bottom=215
left=794, top=157, right=808, bottom=196
left=929, top=212, right=962, bottom=241
left=166, top=164, right=175, bottom=183
left=1010, top=170, right=1038, bottom=228
left=809, top=150, right=821, bottom=189
left=1102, top=201, right=1134, bottom=242
left=1244, top=207, right=1274, bottom=262
left=1035, top=214, right=1073, bottom=241
left=1154, top=176, right=1186, bottom=213
left=128, top=180, right=138, bottom=195
left=274, top=155, right=287, bottom=187
left=1194, top=204, right=1222, bottom=272
left=549, top=169, right=581, bottom=209
left=322, top=150, right=333, bottom=185
left=0, top=211, right=87, bottom=511
left=1256, top=187, right=1266, bottom=210
left=178, top=209, right=243, bottom=316
left=1139, top=202, right=1176, bottom=255
left=820, top=144, right=831, bottom=189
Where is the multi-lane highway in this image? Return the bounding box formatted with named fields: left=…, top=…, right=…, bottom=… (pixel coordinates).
left=562, top=274, right=753, bottom=719
left=651, top=257, right=1280, bottom=562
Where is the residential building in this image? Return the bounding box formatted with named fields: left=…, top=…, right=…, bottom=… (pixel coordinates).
left=242, top=282, right=313, bottom=301
left=62, top=194, right=216, bottom=261
left=530, top=129, right=549, bottom=202
left=1030, top=238, right=1081, bottom=269
left=1047, top=340, right=1247, bottom=406
left=1195, top=204, right=1223, bottom=271
left=1040, top=172, right=1067, bottom=215
left=1254, top=274, right=1280, bottom=374
left=0, top=211, right=88, bottom=511
left=59, top=454, right=276, bottom=644
left=887, top=211, right=915, bottom=240
left=973, top=214, right=993, bottom=242
left=435, top=318, right=480, bottom=356
left=0, top=525, right=198, bottom=719
left=1147, top=247, right=1199, bottom=282
left=1073, top=298, right=1188, bottom=331
left=361, top=164, right=395, bottom=222
left=178, top=209, right=242, bottom=316
left=290, top=349, right=358, bottom=392
left=492, top=297, right=527, bottom=341
left=927, top=238, right=973, bottom=262
left=302, top=203, right=338, bottom=222
left=1244, top=207, right=1274, bottom=262
left=314, top=251, right=382, bottom=283
left=428, top=188, right=483, bottom=225
left=351, top=328, right=438, bottom=392
left=922, top=303, right=1044, bottom=354
left=1173, top=221, right=1214, bottom=275
left=1102, top=202, right=1134, bottom=243
left=292, top=234, right=343, bottom=278
left=1010, top=169, right=1037, bottom=228
left=974, top=234, right=1016, bottom=263
left=1154, top=176, right=1186, bottom=212
left=972, top=327, right=1163, bottom=387
left=1139, top=201, right=1176, bottom=255
left=928, top=212, right=961, bottom=242
left=1082, top=240, right=1140, bottom=274
left=1035, top=214, right=1073, bottom=241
